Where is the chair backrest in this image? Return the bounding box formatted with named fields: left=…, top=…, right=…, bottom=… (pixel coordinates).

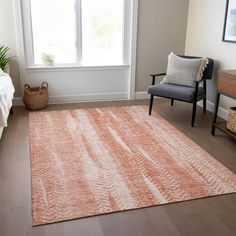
left=178, top=55, right=214, bottom=80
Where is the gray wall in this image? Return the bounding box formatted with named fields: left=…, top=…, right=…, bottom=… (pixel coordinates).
left=185, top=0, right=236, bottom=110
left=135, top=0, right=189, bottom=92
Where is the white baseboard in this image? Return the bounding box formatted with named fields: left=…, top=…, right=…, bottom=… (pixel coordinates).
left=49, top=92, right=128, bottom=104
left=13, top=97, right=24, bottom=106
left=135, top=91, right=228, bottom=121
left=197, top=100, right=228, bottom=121
left=12, top=91, right=229, bottom=121
left=13, top=92, right=129, bottom=106
left=135, top=92, right=149, bottom=100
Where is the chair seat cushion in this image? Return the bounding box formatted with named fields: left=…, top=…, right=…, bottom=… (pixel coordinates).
left=148, top=83, right=205, bottom=102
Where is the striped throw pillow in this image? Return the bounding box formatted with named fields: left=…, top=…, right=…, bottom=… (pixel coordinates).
left=162, top=52, right=208, bottom=87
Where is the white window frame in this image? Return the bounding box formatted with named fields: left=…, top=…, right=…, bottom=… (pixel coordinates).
left=14, top=0, right=138, bottom=100
left=21, top=0, right=132, bottom=68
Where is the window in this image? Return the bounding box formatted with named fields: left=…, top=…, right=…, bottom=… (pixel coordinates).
left=81, top=0, right=123, bottom=65
left=30, top=0, right=77, bottom=64
left=27, top=0, right=125, bottom=66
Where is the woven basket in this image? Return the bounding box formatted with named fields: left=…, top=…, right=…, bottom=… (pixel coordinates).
left=23, top=82, right=49, bottom=110
left=227, top=107, right=236, bottom=134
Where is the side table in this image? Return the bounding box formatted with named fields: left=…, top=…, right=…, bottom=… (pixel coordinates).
left=211, top=70, right=236, bottom=140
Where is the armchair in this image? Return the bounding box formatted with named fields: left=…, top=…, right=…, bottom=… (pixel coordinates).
left=148, top=56, right=214, bottom=127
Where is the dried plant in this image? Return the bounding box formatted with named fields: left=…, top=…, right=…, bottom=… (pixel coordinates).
left=41, top=53, right=55, bottom=66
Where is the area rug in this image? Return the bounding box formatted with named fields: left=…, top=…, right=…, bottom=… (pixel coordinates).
left=29, top=106, right=236, bottom=226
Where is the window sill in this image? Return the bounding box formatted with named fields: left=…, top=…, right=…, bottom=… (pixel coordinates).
left=26, top=64, right=130, bottom=72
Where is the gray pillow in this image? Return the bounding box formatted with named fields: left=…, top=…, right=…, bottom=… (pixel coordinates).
left=162, top=53, right=208, bottom=87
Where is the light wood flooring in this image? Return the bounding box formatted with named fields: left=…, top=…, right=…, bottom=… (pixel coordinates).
left=0, top=99, right=236, bottom=236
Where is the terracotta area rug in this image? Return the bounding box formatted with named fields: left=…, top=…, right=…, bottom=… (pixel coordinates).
left=29, top=106, right=236, bottom=226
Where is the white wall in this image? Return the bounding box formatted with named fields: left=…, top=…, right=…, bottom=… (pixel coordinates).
left=185, top=0, right=236, bottom=110
left=25, top=67, right=130, bottom=103
left=0, top=0, right=21, bottom=96
left=135, top=0, right=189, bottom=92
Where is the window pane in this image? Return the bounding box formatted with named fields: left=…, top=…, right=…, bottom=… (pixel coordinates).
left=81, top=0, right=124, bottom=65
left=30, top=0, right=77, bottom=64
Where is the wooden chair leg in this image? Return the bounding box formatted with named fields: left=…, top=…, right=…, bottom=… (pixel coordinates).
left=191, top=102, right=197, bottom=127
left=192, top=81, right=199, bottom=127
left=171, top=99, right=174, bottom=106
left=211, top=93, right=220, bottom=135
left=203, top=80, right=207, bottom=114
left=203, top=98, right=206, bottom=113
left=149, top=95, right=154, bottom=115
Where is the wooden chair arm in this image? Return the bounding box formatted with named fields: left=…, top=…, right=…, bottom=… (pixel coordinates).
left=149, top=73, right=166, bottom=85
left=149, top=73, right=166, bottom=77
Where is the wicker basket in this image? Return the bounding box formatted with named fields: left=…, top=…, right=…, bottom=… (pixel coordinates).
left=227, top=107, right=236, bottom=134
left=23, top=82, right=49, bottom=110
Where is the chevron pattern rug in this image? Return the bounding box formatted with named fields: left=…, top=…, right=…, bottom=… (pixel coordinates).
left=29, top=106, right=236, bottom=226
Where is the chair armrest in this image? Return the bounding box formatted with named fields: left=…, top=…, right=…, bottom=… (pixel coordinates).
left=149, top=73, right=166, bottom=77
left=149, top=73, right=166, bottom=85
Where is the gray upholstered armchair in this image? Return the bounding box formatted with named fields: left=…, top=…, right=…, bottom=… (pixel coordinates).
left=148, top=56, right=214, bottom=127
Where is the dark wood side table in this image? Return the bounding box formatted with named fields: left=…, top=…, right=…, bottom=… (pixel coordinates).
left=211, top=70, right=236, bottom=140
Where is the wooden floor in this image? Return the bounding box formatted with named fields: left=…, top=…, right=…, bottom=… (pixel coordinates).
left=0, top=99, right=236, bottom=236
